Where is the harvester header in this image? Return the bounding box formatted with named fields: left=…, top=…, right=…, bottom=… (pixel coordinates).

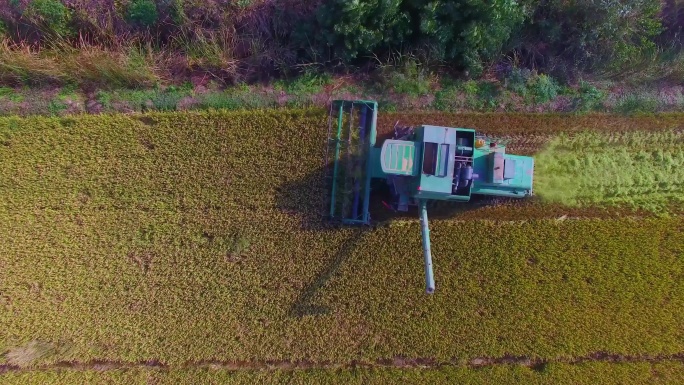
left=325, top=100, right=534, bottom=293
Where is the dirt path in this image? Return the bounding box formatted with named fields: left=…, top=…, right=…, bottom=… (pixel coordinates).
left=2, top=352, right=684, bottom=374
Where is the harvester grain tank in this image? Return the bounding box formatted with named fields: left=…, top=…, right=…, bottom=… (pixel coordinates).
left=325, top=100, right=535, bottom=293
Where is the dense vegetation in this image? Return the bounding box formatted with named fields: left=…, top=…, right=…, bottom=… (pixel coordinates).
left=1, top=111, right=683, bottom=376
left=0, top=0, right=681, bottom=87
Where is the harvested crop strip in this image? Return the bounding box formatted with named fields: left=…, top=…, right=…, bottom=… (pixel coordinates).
left=377, top=112, right=684, bottom=156
left=378, top=112, right=684, bottom=136
left=534, top=130, right=684, bottom=212
left=1, top=110, right=683, bottom=368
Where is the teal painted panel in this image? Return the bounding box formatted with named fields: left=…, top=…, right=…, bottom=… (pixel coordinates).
left=417, top=125, right=458, bottom=196
left=471, top=150, right=534, bottom=197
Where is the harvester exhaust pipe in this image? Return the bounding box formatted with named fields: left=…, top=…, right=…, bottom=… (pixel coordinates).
left=419, top=200, right=435, bottom=294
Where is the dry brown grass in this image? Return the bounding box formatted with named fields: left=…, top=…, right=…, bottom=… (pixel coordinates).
left=172, top=28, right=239, bottom=78
left=0, top=38, right=161, bottom=87
left=0, top=40, right=67, bottom=84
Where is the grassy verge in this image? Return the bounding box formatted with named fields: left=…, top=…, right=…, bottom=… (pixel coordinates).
left=3, top=362, right=684, bottom=384
left=1, top=110, right=683, bottom=367
left=0, top=59, right=683, bottom=117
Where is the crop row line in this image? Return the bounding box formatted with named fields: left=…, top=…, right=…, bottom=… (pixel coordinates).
left=0, top=204, right=672, bottom=222
left=2, top=352, right=684, bottom=374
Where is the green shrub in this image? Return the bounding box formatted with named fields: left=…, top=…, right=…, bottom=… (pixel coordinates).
left=101, top=88, right=186, bottom=112
left=0, top=87, right=13, bottom=97
left=572, top=81, right=606, bottom=112
left=197, top=87, right=271, bottom=110
left=199, top=92, right=242, bottom=110
left=47, top=98, right=67, bottom=116
left=152, top=92, right=184, bottom=111
left=377, top=99, right=398, bottom=112
left=23, top=0, right=74, bottom=38
left=0, top=87, right=24, bottom=105
left=504, top=67, right=532, bottom=96
left=302, top=0, right=525, bottom=75
left=96, top=91, right=113, bottom=109
left=615, top=93, right=660, bottom=114
left=415, top=0, right=525, bottom=76
left=310, top=0, right=410, bottom=62
left=433, top=80, right=461, bottom=110
left=461, top=80, right=478, bottom=95
left=383, top=59, right=432, bottom=97
left=461, top=80, right=500, bottom=110
left=127, top=0, right=159, bottom=27
left=275, top=70, right=332, bottom=95
left=475, top=81, right=500, bottom=110
left=114, top=89, right=155, bottom=111
left=462, top=80, right=484, bottom=110
left=528, top=74, right=559, bottom=104
left=517, top=0, right=663, bottom=74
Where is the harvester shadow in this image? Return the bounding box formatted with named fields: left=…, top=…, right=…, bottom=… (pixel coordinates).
left=278, top=164, right=503, bottom=318
left=277, top=163, right=367, bottom=317
left=274, top=164, right=333, bottom=231
left=288, top=228, right=366, bottom=317
left=366, top=182, right=514, bottom=222
left=276, top=161, right=505, bottom=230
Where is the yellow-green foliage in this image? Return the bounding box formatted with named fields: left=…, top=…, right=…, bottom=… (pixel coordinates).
left=0, top=41, right=159, bottom=87
left=535, top=130, right=684, bottom=212
left=0, top=110, right=683, bottom=368
left=2, top=362, right=684, bottom=384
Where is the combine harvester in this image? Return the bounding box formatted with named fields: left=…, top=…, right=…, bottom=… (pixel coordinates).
left=325, top=100, right=535, bottom=294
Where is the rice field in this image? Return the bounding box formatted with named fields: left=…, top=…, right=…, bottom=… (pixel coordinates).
left=1, top=110, right=683, bottom=383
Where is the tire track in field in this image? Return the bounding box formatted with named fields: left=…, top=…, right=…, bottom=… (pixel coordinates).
left=377, top=113, right=684, bottom=138
left=0, top=204, right=674, bottom=224
left=377, top=116, right=684, bottom=155
left=0, top=201, right=677, bottom=223
left=369, top=197, right=682, bottom=224
left=1, top=352, right=684, bottom=374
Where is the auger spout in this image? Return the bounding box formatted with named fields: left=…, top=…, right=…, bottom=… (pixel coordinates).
left=419, top=200, right=435, bottom=294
